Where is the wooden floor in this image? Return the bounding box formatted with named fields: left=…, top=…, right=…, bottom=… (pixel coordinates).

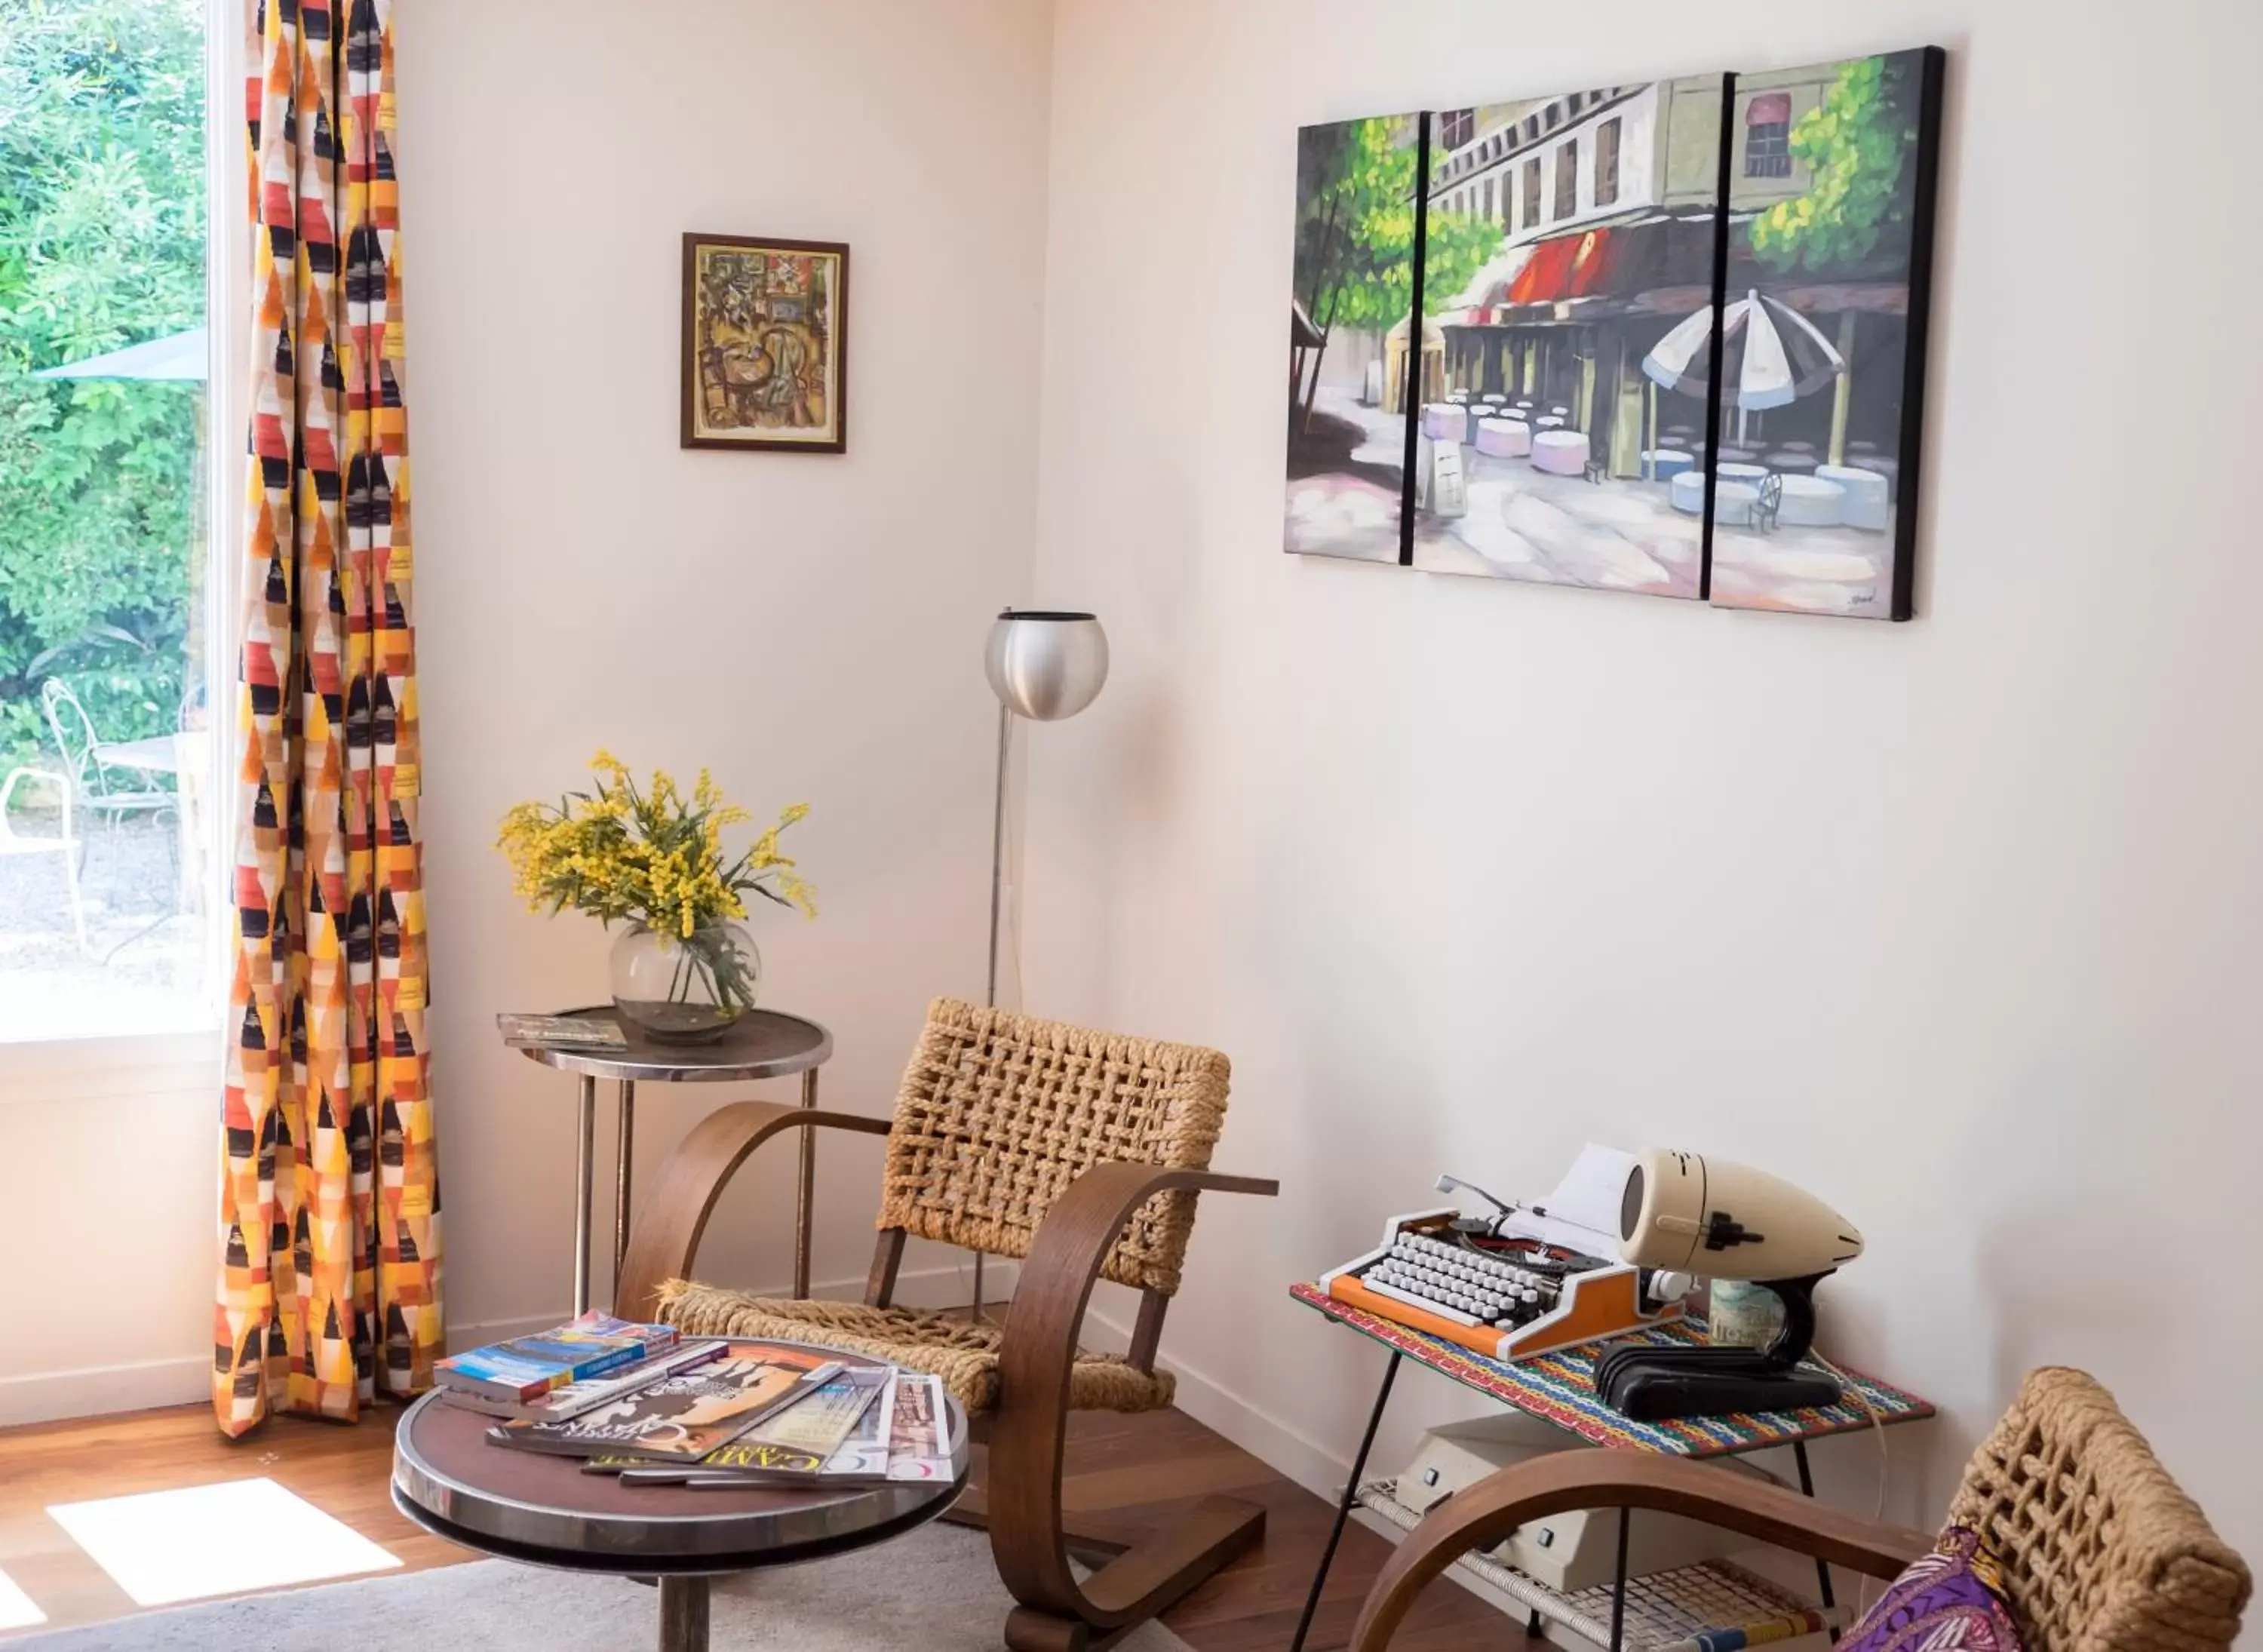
left=0, top=1399, right=1530, bottom=1649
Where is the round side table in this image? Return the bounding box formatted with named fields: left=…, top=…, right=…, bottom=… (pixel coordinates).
left=511, top=1006, right=834, bottom=1314
left=391, top=1344, right=969, bottom=1652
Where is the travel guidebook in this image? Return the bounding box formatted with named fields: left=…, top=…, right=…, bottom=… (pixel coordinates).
left=441, top=1339, right=725, bottom=1422
left=622, top=1366, right=893, bottom=1487
left=435, top=1312, right=680, bottom=1405
left=489, top=1342, right=842, bottom=1462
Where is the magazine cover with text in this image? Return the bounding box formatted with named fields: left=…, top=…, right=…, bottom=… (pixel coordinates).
left=490, top=1342, right=839, bottom=1461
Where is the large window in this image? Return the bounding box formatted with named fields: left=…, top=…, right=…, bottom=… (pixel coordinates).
left=1439, top=108, right=1474, bottom=152
left=1746, top=92, right=1794, bottom=178
left=1553, top=141, right=1579, bottom=220
left=1595, top=117, right=1622, bottom=207
left=0, top=0, right=224, bottom=1042
left=1522, top=157, right=1543, bottom=229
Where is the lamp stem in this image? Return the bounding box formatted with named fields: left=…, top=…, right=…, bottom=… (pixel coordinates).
left=975, top=699, right=1014, bottom=1328
left=986, top=700, right=1012, bottom=1010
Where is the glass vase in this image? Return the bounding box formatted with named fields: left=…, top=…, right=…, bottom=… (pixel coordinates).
left=608, top=918, right=760, bottom=1044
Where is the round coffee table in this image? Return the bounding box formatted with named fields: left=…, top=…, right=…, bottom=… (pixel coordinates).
left=512, top=1006, right=834, bottom=1313
left=391, top=1350, right=969, bottom=1652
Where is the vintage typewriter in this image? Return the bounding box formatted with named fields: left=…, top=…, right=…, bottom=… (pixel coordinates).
left=1319, top=1147, right=1692, bottom=1363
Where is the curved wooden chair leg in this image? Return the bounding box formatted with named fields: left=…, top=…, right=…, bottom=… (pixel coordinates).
left=985, top=1162, right=1279, bottom=1649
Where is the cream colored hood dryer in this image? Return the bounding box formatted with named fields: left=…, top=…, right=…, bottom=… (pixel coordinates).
left=1601, top=1149, right=1865, bottom=1420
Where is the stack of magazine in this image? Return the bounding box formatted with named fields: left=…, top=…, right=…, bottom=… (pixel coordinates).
left=438, top=1319, right=952, bottom=1488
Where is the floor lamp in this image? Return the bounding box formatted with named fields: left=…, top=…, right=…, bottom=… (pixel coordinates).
left=976, top=608, right=1109, bottom=1317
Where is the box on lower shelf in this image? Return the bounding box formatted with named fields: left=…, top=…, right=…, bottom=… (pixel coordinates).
left=1353, top=1481, right=1850, bottom=1652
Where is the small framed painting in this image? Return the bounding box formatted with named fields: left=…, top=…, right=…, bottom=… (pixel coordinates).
left=681, top=233, right=849, bottom=453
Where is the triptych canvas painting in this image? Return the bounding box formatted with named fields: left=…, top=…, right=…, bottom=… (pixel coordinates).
left=1285, top=48, right=1944, bottom=621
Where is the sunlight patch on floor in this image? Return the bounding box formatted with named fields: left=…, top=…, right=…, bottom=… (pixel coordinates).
left=0, top=1565, right=45, bottom=1630
left=45, top=1477, right=400, bottom=1607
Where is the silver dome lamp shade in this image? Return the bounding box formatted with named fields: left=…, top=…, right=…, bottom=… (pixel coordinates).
left=984, top=609, right=1110, bottom=723
left=982, top=610, right=1108, bottom=1006
left=974, top=608, right=1107, bottom=1321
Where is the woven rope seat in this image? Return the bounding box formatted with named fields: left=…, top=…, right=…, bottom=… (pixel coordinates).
left=658, top=1281, right=1174, bottom=1417
left=1948, top=1367, right=2250, bottom=1651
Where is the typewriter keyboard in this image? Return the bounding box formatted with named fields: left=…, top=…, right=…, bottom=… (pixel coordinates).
left=1362, top=1230, right=1564, bottom=1329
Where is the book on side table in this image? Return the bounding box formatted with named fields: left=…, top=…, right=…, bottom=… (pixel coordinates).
left=434, top=1311, right=680, bottom=1408
left=496, top=1013, right=628, bottom=1051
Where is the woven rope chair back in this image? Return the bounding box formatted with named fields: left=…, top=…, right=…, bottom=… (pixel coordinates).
left=1946, top=1368, right=2249, bottom=1652
left=874, top=998, right=1231, bottom=1296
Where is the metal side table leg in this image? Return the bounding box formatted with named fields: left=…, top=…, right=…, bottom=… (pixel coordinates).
left=1288, top=1349, right=1402, bottom=1652
left=613, top=1079, right=637, bottom=1301
left=793, top=1067, right=818, bottom=1299
left=657, top=1574, right=710, bottom=1652
left=1609, top=1506, right=1632, bottom=1650
left=573, top=1073, right=596, bottom=1317
left=1793, top=1440, right=1838, bottom=1626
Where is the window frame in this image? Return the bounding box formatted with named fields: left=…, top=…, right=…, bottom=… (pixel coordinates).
left=1595, top=115, right=1622, bottom=207
left=1745, top=92, right=1795, bottom=180
left=1, top=0, right=244, bottom=1082
left=1521, top=156, right=1543, bottom=229
left=1552, top=140, right=1579, bottom=221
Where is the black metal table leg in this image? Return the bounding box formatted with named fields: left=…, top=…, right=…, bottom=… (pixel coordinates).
left=1792, top=1439, right=1838, bottom=1614
left=1609, top=1505, right=1631, bottom=1650
left=1288, top=1350, right=1402, bottom=1652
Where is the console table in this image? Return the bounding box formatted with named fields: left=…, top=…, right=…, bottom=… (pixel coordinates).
left=1287, top=1282, right=1936, bottom=1652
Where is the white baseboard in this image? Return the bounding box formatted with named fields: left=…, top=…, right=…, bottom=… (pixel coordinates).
left=0, top=1354, right=213, bottom=1429
left=1082, top=1300, right=1351, bottom=1500
left=0, top=1262, right=1015, bottom=1431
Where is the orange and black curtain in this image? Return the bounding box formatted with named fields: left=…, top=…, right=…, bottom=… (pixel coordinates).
left=215, top=0, right=440, bottom=1435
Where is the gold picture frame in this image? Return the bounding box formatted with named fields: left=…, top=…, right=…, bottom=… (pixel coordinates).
left=681, top=233, right=849, bottom=453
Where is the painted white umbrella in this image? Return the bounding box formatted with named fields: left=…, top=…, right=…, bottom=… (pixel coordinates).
left=1641, top=291, right=1843, bottom=410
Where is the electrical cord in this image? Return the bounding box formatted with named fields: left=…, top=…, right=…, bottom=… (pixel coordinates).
left=1810, top=1346, right=1889, bottom=1616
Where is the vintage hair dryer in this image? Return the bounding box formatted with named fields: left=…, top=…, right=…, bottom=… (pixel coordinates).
left=1601, top=1150, right=1865, bottom=1420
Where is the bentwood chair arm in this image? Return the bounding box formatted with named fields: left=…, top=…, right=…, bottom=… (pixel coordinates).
left=1348, top=1451, right=1934, bottom=1651
left=987, top=1161, right=1279, bottom=1635
left=612, top=1099, right=892, bottom=1322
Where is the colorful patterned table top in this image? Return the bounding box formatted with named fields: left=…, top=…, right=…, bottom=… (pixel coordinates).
left=1290, top=1281, right=1934, bottom=1460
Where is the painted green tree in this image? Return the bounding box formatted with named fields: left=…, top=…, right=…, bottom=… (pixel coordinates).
left=1292, top=116, right=1499, bottom=431
left=0, top=0, right=207, bottom=761
left=1749, top=54, right=1918, bottom=273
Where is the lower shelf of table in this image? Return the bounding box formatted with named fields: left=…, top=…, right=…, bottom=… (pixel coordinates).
left=1353, top=1482, right=1852, bottom=1651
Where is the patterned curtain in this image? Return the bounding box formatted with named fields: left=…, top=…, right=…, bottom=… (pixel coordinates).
left=214, top=0, right=440, bottom=1436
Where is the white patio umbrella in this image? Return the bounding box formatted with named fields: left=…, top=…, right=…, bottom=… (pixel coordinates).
left=32, top=326, right=208, bottom=382
left=1641, top=291, right=1842, bottom=443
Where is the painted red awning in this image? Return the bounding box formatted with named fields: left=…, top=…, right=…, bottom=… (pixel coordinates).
left=1503, top=228, right=1616, bottom=305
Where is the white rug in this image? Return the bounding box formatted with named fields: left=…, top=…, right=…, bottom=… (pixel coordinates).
left=17, top=1523, right=1193, bottom=1650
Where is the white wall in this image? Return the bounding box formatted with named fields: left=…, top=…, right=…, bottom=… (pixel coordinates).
left=1024, top=0, right=2263, bottom=1581
left=0, top=0, right=1056, bottom=1423
left=403, top=0, right=1053, bottom=1346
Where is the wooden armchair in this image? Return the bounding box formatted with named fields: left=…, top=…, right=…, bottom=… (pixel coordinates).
left=1350, top=1367, right=2250, bottom=1651
left=615, top=996, right=1279, bottom=1652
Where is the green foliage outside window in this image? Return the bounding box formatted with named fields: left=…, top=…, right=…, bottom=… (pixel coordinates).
left=0, top=0, right=206, bottom=763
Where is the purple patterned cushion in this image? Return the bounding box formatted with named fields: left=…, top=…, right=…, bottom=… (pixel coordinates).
left=1840, top=1526, right=2025, bottom=1652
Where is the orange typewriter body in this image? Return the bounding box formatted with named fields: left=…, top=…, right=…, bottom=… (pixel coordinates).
left=1319, top=1209, right=1684, bottom=1363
